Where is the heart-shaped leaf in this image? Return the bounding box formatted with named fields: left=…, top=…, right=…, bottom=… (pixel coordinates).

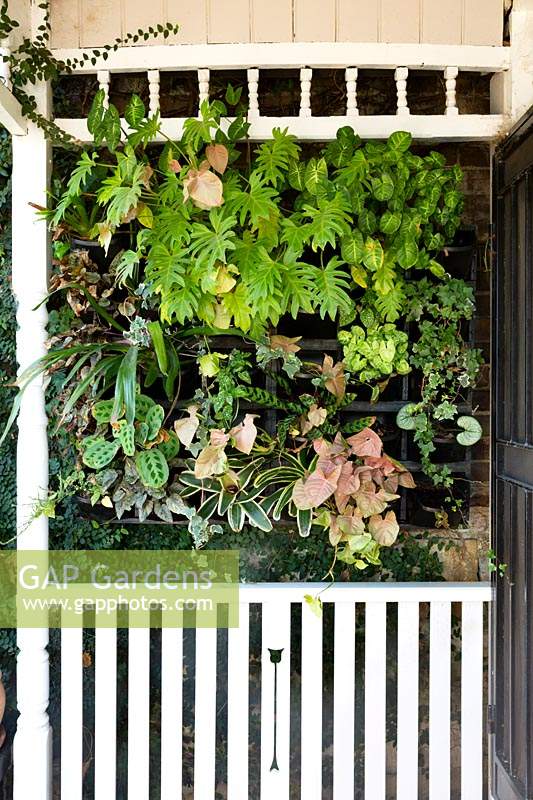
left=174, top=405, right=200, bottom=447
left=388, top=131, right=412, bottom=152
left=369, top=510, right=400, bottom=546
left=363, top=238, right=384, bottom=271
left=292, top=464, right=342, bottom=510
left=456, top=415, right=482, bottom=446
left=206, top=143, right=229, bottom=175
left=183, top=168, right=223, bottom=209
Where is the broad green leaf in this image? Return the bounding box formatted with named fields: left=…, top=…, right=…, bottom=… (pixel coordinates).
left=358, top=208, right=377, bottom=235
left=225, top=83, right=242, bottom=105
left=363, top=238, right=384, bottom=271
left=136, top=449, right=169, bottom=488
left=87, top=89, right=105, bottom=144
left=388, top=131, right=412, bottom=152
left=304, top=157, right=328, bottom=195
left=429, top=260, right=446, bottom=279
left=92, top=399, right=116, bottom=424
left=312, top=257, right=353, bottom=321
left=227, top=502, right=245, bottom=531
left=379, top=210, right=401, bottom=235
left=137, top=203, right=153, bottom=228
left=124, top=94, right=146, bottom=128
left=302, top=196, right=351, bottom=250
left=145, top=403, right=165, bottom=440
left=341, top=231, right=365, bottom=264
left=116, top=421, right=135, bottom=457
left=396, top=237, right=419, bottom=269
left=83, top=438, right=120, bottom=470
left=287, top=159, right=305, bottom=191
left=371, top=172, right=395, bottom=201
left=350, top=265, right=367, bottom=288
left=103, top=104, right=121, bottom=151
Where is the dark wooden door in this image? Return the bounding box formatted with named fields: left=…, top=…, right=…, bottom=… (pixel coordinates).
left=492, top=109, right=533, bottom=800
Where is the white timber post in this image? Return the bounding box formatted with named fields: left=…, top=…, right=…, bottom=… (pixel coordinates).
left=491, top=0, right=533, bottom=121
left=11, top=3, right=52, bottom=795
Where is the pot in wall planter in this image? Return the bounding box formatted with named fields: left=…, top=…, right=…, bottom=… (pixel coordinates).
left=70, top=230, right=132, bottom=270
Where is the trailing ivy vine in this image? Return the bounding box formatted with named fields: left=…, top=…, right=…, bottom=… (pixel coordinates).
left=0, top=0, right=179, bottom=145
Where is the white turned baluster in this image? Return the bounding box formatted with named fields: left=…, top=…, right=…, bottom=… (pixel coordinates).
left=445, top=66, right=459, bottom=116
left=395, top=67, right=409, bottom=116
left=247, top=68, right=259, bottom=119
left=97, top=70, right=110, bottom=109
left=12, top=24, right=52, bottom=793
left=345, top=67, right=358, bottom=116
left=300, top=67, right=312, bottom=118
left=198, top=68, right=210, bottom=111
left=147, top=69, right=160, bottom=116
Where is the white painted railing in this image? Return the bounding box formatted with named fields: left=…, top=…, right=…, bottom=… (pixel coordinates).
left=56, top=581, right=491, bottom=800
left=51, top=42, right=510, bottom=142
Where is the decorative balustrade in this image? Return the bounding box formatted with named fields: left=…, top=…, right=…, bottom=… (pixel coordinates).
left=57, top=582, right=491, bottom=800
left=51, top=42, right=510, bottom=142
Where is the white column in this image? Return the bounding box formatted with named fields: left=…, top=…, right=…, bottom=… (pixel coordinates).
left=444, top=67, right=459, bottom=116
left=12, top=77, right=52, bottom=800
left=97, top=69, right=110, bottom=108
left=147, top=69, right=160, bottom=116
left=247, top=68, right=259, bottom=118
left=0, top=39, right=11, bottom=89
left=345, top=67, right=358, bottom=116
left=300, top=68, right=312, bottom=117
left=395, top=67, right=409, bottom=116
left=198, top=68, right=210, bottom=110
left=494, top=2, right=533, bottom=121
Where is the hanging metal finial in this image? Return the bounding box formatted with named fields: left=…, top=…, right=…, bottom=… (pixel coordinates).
left=268, top=648, right=284, bottom=771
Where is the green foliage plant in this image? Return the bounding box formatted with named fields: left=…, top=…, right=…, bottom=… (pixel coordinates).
left=395, top=278, right=483, bottom=486
left=1, top=89, right=483, bottom=577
